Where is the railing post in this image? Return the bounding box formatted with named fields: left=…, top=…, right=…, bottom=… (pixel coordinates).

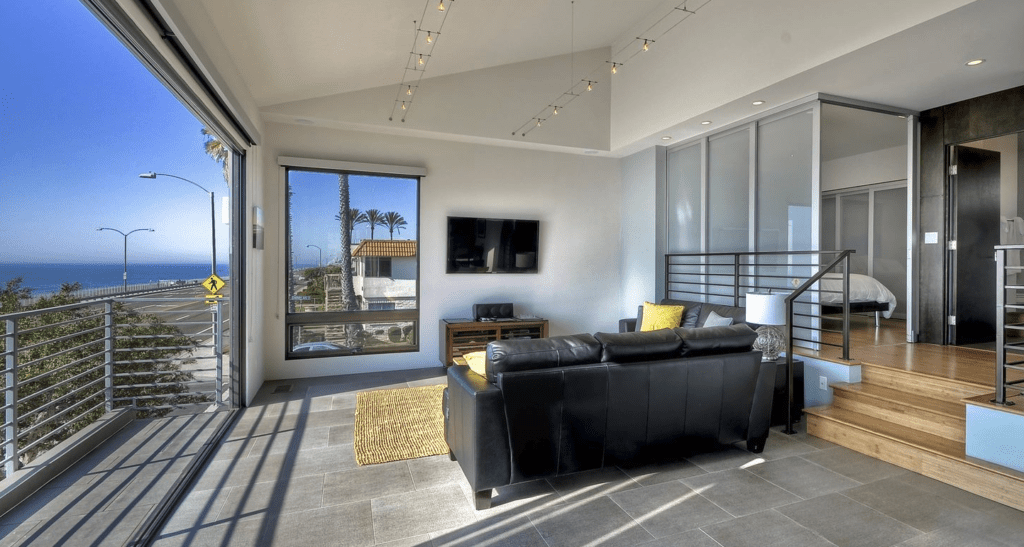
left=5, top=318, right=19, bottom=477
left=996, top=248, right=1007, bottom=405
left=842, top=254, right=851, bottom=361
left=215, top=300, right=223, bottom=407
left=785, top=298, right=796, bottom=435
left=104, top=301, right=114, bottom=412
left=733, top=254, right=741, bottom=307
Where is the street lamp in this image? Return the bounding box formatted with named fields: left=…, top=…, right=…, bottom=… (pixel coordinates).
left=139, top=172, right=217, bottom=277
left=97, top=227, right=155, bottom=291
left=306, top=244, right=323, bottom=310
left=306, top=244, right=322, bottom=268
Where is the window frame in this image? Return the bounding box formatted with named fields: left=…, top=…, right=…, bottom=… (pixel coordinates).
left=279, top=157, right=423, bottom=360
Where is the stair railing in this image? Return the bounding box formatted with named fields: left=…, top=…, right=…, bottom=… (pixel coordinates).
left=665, top=250, right=855, bottom=434
left=995, top=245, right=1024, bottom=405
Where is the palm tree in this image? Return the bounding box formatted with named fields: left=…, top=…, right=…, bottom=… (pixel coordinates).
left=363, top=209, right=387, bottom=240
left=335, top=208, right=368, bottom=240
left=337, top=175, right=357, bottom=315
left=382, top=212, right=407, bottom=239
left=201, top=128, right=230, bottom=189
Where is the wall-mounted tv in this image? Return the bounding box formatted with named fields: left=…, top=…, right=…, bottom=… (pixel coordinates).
left=446, top=216, right=539, bottom=274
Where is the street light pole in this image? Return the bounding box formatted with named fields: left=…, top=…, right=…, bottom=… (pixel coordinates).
left=306, top=245, right=323, bottom=310
left=97, top=227, right=155, bottom=291
left=306, top=244, right=322, bottom=268
left=139, top=172, right=217, bottom=277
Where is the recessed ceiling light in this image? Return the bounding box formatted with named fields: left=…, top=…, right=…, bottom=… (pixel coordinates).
left=752, top=100, right=766, bottom=106
left=661, top=136, right=672, bottom=140
left=965, top=59, right=985, bottom=66
left=700, top=120, right=712, bottom=125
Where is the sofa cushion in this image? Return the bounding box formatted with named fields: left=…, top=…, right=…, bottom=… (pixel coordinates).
left=634, top=300, right=702, bottom=331
left=462, top=351, right=487, bottom=377
left=674, top=324, right=757, bottom=357
left=696, top=303, right=747, bottom=328
left=640, top=301, right=686, bottom=332
left=486, top=334, right=601, bottom=383
left=594, top=330, right=682, bottom=363
left=703, top=310, right=734, bottom=327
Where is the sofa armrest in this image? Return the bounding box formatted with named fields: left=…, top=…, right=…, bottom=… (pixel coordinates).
left=746, top=356, right=777, bottom=453
left=445, top=365, right=511, bottom=493
left=618, top=318, right=637, bottom=332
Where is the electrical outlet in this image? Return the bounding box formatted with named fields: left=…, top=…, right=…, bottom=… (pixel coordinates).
left=819, top=376, right=828, bottom=390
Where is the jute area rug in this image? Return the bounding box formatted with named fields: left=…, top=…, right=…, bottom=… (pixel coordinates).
left=353, top=384, right=448, bottom=466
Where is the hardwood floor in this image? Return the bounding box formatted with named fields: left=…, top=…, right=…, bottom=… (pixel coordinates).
left=795, top=314, right=1022, bottom=389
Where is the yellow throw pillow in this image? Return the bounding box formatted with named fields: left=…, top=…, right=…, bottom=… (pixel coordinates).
left=462, top=351, right=487, bottom=377
left=640, top=301, right=686, bottom=332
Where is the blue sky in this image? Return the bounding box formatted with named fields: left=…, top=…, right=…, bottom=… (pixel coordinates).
left=289, top=171, right=418, bottom=268
left=1, top=1, right=229, bottom=265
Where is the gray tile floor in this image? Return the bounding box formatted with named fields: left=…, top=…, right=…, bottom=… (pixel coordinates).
left=0, top=411, right=230, bottom=546
left=150, top=368, right=1024, bottom=547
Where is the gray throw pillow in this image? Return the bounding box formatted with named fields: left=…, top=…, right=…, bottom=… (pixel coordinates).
left=703, top=310, right=734, bottom=327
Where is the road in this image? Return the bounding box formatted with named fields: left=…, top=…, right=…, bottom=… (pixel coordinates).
left=118, top=284, right=232, bottom=400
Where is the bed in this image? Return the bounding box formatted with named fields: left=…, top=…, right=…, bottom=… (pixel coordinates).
left=818, top=273, right=897, bottom=325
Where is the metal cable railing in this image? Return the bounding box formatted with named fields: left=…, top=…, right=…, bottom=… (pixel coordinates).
left=0, top=296, right=228, bottom=478
left=665, top=250, right=855, bottom=433
left=995, top=245, right=1024, bottom=405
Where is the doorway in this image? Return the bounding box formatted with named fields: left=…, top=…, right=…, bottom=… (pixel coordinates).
left=948, top=132, right=1024, bottom=346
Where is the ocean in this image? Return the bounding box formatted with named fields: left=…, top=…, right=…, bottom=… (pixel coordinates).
left=0, top=263, right=230, bottom=295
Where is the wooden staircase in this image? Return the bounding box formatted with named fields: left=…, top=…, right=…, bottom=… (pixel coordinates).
left=805, top=362, right=1024, bottom=511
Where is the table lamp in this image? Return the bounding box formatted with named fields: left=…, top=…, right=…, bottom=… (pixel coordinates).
left=746, top=292, right=787, bottom=361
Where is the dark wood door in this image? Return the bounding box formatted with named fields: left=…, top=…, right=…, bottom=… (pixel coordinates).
left=952, top=145, right=1002, bottom=345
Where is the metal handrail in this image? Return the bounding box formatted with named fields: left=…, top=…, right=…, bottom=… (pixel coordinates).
left=666, top=249, right=855, bottom=434
left=0, top=295, right=228, bottom=478
left=995, top=245, right=1024, bottom=405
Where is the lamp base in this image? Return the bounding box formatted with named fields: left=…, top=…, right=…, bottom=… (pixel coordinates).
left=753, top=325, right=785, bottom=361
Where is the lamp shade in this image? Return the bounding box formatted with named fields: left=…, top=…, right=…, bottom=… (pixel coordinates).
left=746, top=293, right=786, bottom=326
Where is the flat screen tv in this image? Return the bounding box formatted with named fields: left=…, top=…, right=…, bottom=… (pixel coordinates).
left=446, top=216, right=539, bottom=273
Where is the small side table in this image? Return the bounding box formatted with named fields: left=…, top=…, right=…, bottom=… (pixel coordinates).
left=771, top=358, right=804, bottom=427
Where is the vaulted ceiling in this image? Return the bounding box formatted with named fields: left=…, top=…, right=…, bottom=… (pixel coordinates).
left=163, top=0, right=1024, bottom=155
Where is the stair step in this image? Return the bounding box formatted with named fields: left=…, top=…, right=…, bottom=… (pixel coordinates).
left=830, top=382, right=966, bottom=442
left=805, top=405, right=962, bottom=459
left=832, top=382, right=965, bottom=418
left=860, top=363, right=989, bottom=400
left=806, top=406, right=1024, bottom=512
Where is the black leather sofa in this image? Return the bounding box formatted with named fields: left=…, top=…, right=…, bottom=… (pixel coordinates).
left=621, top=299, right=804, bottom=428
left=443, top=324, right=777, bottom=509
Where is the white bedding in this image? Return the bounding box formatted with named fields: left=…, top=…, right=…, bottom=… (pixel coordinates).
left=819, top=273, right=897, bottom=319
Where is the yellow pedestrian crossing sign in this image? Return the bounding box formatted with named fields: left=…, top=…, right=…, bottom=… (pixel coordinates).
left=202, top=274, right=225, bottom=294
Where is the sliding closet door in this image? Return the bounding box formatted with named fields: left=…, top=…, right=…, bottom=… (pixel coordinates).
left=839, top=193, right=870, bottom=274
left=874, top=187, right=907, bottom=315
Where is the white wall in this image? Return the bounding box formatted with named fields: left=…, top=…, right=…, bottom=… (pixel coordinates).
left=619, top=147, right=660, bottom=318
left=260, top=122, right=622, bottom=380
left=822, top=145, right=907, bottom=192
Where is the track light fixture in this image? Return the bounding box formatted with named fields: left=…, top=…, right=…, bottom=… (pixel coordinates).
left=389, top=0, right=456, bottom=123
left=514, top=0, right=711, bottom=138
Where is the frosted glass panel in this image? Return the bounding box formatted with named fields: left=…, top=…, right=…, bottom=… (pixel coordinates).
left=757, top=111, right=813, bottom=254
left=840, top=193, right=870, bottom=274
left=708, top=129, right=750, bottom=252
left=873, top=187, right=907, bottom=314
left=667, top=144, right=702, bottom=252
left=822, top=197, right=836, bottom=251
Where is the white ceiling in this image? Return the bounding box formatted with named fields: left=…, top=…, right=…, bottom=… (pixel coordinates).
left=197, top=0, right=673, bottom=106
left=172, top=0, right=1024, bottom=155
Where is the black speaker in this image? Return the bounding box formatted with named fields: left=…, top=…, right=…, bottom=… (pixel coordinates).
left=474, top=303, right=514, bottom=321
